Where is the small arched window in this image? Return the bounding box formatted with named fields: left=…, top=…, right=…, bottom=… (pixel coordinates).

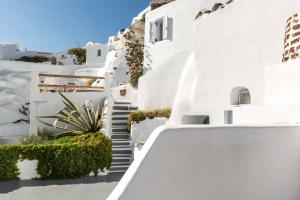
left=97, top=49, right=101, bottom=57
left=231, top=87, right=251, bottom=105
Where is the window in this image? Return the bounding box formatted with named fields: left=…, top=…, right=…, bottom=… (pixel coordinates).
left=97, top=49, right=101, bottom=57
left=150, top=16, right=172, bottom=43
left=231, top=87, right=251, bottom=105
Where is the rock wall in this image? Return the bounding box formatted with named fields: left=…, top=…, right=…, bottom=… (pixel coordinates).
left=282, top=12, right=300, bottom=62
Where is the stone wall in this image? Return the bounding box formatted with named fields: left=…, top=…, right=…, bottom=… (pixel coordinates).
left=282, top=12, right=300, bottom=62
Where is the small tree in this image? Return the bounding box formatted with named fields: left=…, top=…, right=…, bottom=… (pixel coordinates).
left=125, top=40, right=144, bottom=88
left=68, top=48, right=86, bottom=65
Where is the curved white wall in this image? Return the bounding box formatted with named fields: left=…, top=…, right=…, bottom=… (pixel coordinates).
left=173, top=0, right=300, bottom=125
left=108, top=126, right=300, bottom=200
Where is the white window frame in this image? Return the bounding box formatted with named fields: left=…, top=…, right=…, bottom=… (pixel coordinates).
left=150, top=16, right=172, bottom=44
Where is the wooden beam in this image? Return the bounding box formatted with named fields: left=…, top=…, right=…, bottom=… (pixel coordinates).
left=38, top=84, right=105, bottom=89
left=39, top=73, right=105, bottom=79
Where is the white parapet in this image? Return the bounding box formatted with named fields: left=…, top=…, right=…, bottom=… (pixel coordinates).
left=108, top=125, right=300, bottom=200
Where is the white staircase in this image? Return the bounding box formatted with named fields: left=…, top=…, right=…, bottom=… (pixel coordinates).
left=109, top=102, right=137, bottom=174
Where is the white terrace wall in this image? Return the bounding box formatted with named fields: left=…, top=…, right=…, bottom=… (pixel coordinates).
left=29, top=72, right=110, bottom=134
left=0, top=69, right=31, bottom=144
left=0, top=61, right=103, bottom=142
left=170, top=0, right=300, bottom=125
left=108, top=126, right=300, bottom=200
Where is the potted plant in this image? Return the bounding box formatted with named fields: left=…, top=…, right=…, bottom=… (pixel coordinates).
left=120, top=88, right=127, bottom=97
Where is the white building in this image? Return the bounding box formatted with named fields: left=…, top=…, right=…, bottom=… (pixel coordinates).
left=138, top=0, right=300, bottom=126
left=85, top=41, right=113, bottom=66
left=53, top=52, right=78, bottom=65
left=0, top=43, right=53, bottom=60
left=108, top=0, right=300, bottom=199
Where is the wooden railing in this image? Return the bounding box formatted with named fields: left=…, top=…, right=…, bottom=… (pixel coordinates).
left=38, top=73, right=105, bottom=93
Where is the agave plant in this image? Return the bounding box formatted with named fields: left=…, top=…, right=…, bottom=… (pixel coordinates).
left=37, top=92, right=102, bottom=136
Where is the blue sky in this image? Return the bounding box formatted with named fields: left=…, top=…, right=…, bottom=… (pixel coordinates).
left=0, top=0, right=149, bottom=52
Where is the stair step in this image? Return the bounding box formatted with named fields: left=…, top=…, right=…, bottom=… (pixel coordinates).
left=113, top=105, right=137, bottom=110
left=108, top=170, right=127, bottom=174
left=112, top=149, right=132, bottom=154
left=111, top=162, right=131, bottom=166
left=111, top=134, right=130, bottom=139
left=112, top=111, right=131, bottom=116
left=112, top=117, right=129, bottom=121
left=109, top=165, right=129, bottom=171
left=112, top=122, right=128, bottom=126
left=114, top=102, right=131, bottom=105
left=112, top=146, right=131, bottom=149
left=111, top=131, right=129, bottom=134
left=112, top=152, right=132, bottom=156
left=112, top=142, right=131, bottom=146
left=112, top=157, right=131, bottom=162
left=112, top=128, right=129, bottom=132
left=112, top=125, right=128, bottom=129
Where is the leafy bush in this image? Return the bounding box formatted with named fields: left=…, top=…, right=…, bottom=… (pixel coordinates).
left=128, top=108, right=172, bottom=131
left=0, top=145, right=20, bottom=182
left=16, top=56, right=50, bottom=63
left=68, top=48, right=86, bottom=65
left=0, top=133, right=112, bottom=181
left=38, top=92, right=102, bottom=137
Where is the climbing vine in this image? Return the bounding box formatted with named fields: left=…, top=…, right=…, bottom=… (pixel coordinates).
left=125, top=40, right=144, bottom=88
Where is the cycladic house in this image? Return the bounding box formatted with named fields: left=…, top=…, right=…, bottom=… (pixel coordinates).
left=138, top=0, right=300, bottom=126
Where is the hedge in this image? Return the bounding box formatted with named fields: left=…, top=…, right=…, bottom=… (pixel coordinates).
left=128, top=108, right=172, bottom=131
left=0, top=145, right=21, bottom=182
left=0, top=133, right=112, bottom=182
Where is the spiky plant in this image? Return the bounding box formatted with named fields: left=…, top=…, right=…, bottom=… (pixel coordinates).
left=37, top=92, right=102, bottom=136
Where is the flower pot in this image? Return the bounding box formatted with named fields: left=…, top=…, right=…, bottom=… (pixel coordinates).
left=120, top=89, right=127, bottom=96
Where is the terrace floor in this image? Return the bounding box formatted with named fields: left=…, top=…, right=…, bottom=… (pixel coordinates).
left=0, top=173, right=122, bottom=200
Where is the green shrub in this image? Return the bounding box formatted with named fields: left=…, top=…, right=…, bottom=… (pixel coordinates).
left=0, top=133, right=112, bottom=181
left=0, top=145, right=21, bottom=182
left=68, top=48, right=86, bottom=65
left=16, top=56, right=50, bottom=63
left=20, top=134, right=52, bottom=145
left=128, top=108, right=172, bottom=131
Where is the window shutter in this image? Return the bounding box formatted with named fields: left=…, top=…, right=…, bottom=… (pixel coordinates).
left=163, top=16, right=170, bottom=40
left=149, top=22, right=156, bottom=43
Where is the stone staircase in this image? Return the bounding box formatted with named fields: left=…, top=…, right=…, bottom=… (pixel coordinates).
left=109, top=102, right=137, bottom=174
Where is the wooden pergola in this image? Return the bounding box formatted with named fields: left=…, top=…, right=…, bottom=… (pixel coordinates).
left=38, top=73, right=105, bottom=93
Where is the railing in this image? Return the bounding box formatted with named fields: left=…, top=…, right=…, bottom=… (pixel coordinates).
left=38, top=73, right=105, bottom=93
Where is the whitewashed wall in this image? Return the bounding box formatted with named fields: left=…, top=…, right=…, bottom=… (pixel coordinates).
left=0, top=61, right=105, bottom=142
left=139, top=0, right=229, bottom=110
left=111, top=85, right=137, bottom=105
left=108, top=126, right=300, bottom=200
left=139, top=0, right=300, bottom=125
left=171, top=0, right=300, bottom=125
left=86, top=43, right=111, bottom=66
left=131, top=118, right=167, bottom=144
left=0, top=69, right=31, bottom=144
